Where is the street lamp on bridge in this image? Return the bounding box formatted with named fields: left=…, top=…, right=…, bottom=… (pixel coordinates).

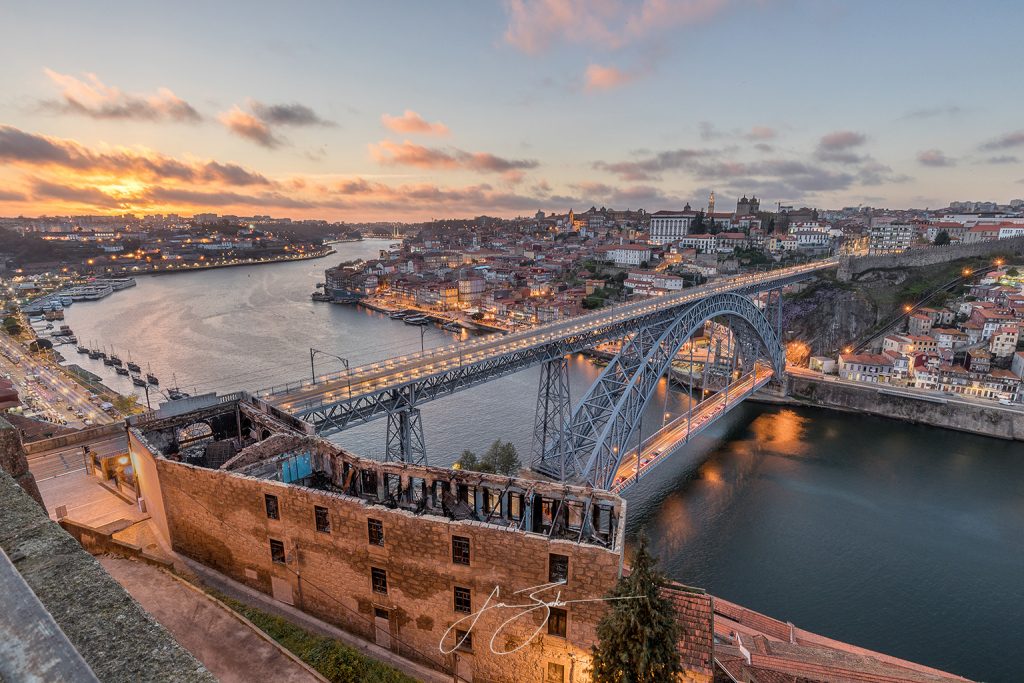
left=309, top=347, right=351, bottom=397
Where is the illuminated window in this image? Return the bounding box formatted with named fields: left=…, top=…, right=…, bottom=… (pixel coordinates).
left=452, top=536, right=471, bottom=565
left=371, top=567, right=388, bottom=594
left=264, top=493, right=279, bottom=520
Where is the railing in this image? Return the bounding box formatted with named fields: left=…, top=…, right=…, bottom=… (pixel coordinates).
left=260, top=259, right=836, bottom=408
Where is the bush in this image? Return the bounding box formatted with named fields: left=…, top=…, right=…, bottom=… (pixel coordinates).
left=455, top=440, right=521, bottom=475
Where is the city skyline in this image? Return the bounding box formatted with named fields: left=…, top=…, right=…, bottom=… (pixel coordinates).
left=3, top=1, right=1024, bottom=220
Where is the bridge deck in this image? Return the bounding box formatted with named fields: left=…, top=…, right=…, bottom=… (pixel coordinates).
left=262, top=260, right=833, bottom=424
left=610, top=365, right=775, bottom=494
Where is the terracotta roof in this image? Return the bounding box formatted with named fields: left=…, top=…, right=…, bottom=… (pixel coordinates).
left=662, top=582, right=714, bottom=677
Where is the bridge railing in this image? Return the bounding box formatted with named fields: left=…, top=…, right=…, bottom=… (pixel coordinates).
left=259, top=258, right=836, bottom=401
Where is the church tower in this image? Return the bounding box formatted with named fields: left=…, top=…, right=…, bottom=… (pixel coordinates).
left=708, top=190, right=716, bottom=216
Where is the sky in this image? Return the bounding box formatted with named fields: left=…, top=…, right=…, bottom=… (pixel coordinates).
left=1, top=0, right=1023, bottom=221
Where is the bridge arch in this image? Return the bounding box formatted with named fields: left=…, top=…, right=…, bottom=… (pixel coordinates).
left=545, top=292, right=784, bottom=489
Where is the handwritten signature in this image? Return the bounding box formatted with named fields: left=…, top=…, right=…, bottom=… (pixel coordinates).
left=439, top=581, right=642, bottom=656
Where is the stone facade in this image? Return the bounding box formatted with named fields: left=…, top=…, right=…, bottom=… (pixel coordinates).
left=131, top=422, right=631, bottom=683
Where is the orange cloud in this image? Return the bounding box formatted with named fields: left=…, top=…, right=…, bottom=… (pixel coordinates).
left=369, top=140, right=538, bottom=174
left=584, top=64, right=636, bottom=92
left=504, top=0, right=730, bottom=53
left=42, top=68, right=200, bottom=122
left=381, top=110, right=449, bottom=136
left=219, top=106, right=282, bottom=148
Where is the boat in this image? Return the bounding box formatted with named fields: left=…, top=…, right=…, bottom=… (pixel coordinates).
left=109, top=348, right=123, bottom=367
left=88, top=349, right=102, bottom=359
left=115, top=367, right=130, bottom=376
left=404, top=316, right=429, bottom=326
left=126, top=351, right=140, bottom=373
left=77, top=345, right=89, bottom=354
left=131, top=376, right=147, bottom=387
left=311, top=292, right=331, bottom=302
left=389, top=310, right=408, bottom=319
left=146, top=363, right=158, bottom=385
left=443, top=322, right=462, bottom=332
left=167, top=388, right=188, bottom=400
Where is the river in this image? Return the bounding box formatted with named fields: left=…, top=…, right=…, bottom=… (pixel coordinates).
left=62, top=239, right=1022, bottom=682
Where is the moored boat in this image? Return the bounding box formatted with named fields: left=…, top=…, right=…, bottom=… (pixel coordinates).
left=115, top=367, right=130, bottom=376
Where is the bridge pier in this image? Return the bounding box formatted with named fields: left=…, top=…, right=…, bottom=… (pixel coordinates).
left=530, top=356, right=571, bottom=480
left=385, top=408, right=426, bottom=465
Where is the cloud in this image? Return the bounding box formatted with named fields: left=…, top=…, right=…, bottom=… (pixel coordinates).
left=30, top=179, right=123, bottom=208
left=381, top=110, right=448, bottom=136
left=985, top=155, right=1019, bottom=164
left=0, top=190, right=26, bottom=202
left=745, top=126, right=777, bottom=140
left=250, top=102, right=335, bottom=127
left=502, top=0, right=730, bottom=54
left=901, top=105, right=964, bottom=120
left=816, top=130, right=867, bottom=163
left=369, top=140, right=539, bottom=174
left=584, top=64, right=637, bottom=92
left=917, top=149, right=955, bottom=167
left=0, top=124, right=269, bottom=185
left=979, top=130, right=1024, bottom=151
left=219, top=106, right=282, bottom=148
left=593, top=148, right=711, bottom=181
left=41, top=68, right=200, bottom=122
left=145, top=187, right=315, bottom=209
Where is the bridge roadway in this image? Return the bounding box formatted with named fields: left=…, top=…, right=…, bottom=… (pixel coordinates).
left=262, top=258, right=837, bottom=432
left=609, top=363, right=774, bottom=494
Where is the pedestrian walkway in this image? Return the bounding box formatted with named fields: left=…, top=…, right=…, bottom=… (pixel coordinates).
left=35, top=468, right=146, bottom=527
left=99, top=557, right=323, bottom=683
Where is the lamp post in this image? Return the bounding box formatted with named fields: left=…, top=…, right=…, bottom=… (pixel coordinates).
left=310, top=347, right=350, bottom=395
left=420, top=325, right=426, bottom=354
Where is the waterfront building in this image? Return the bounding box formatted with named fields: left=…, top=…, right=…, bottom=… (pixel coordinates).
left=838, top=353, right=894, bottom=383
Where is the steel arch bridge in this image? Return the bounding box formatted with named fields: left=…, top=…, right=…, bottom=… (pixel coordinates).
left=258, top=259, right=836, bottom=489
left=530, top=292, right=784, bottom=489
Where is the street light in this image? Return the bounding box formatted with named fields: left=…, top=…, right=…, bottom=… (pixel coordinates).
left=310, top=347, right=350, bottom=395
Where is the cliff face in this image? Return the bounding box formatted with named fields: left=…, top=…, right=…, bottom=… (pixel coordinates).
left=781, top=280, right=881, bottom=356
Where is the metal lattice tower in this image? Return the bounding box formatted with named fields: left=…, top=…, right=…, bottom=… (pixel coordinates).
left=384, top=408, right=426, bottom=465
left=530, top=357, right=571, bottom=479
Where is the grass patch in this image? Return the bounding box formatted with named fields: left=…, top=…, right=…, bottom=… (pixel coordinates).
left=208, top=589, right=418, bottom=683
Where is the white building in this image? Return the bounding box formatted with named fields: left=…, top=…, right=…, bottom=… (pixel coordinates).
left=648, top=210, right=695, bottom=245
left=604, top=245, right=652, bottom=267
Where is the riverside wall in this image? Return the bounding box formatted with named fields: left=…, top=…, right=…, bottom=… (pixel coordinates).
left=838, top=235, right=1024, bottom=281
left=757, top=375, right=1024, bottom=440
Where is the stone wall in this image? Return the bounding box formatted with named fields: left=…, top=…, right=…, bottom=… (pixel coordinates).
left=838, top=235, right=1024, bottom=281
left=0, top=416, right=43, bottom=507
left=151, top=451, right=626, bottom=683
left=782, top=375, right=1024, bottom=440
left=0, top=469, right=215, bottom=682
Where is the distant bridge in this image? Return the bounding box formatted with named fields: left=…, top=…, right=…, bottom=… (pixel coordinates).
left=259, top=258, right=837, bottom=490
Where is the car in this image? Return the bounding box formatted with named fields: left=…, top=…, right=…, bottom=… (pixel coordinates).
left=998, top=398, right=1014, bottom=406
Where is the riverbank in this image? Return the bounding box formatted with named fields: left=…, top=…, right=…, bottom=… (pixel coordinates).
left=354, top=298, right=510, bottom=334
left=86, top=247, right=336, bottom=278
left=752, top=372, right=1024, bottom=440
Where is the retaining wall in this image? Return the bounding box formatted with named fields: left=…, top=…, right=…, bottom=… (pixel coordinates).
left=838, top=235, right=1024, bottom=281
left=775, top=375, right=1024, bottom=440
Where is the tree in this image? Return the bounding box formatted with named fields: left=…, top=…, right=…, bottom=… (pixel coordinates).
left=1007, top=267, right=1020, bottom=277
left=112, top=395, right=138, bottom=414
left=2, top=316, right=21, bottom=336
left=689, top=211, right=706, bottom=234
left=933, top=230, right=951, bottom=246
left=591, top=536, right=683, bottom=682
left=482, top=440, right=521, bottom=475
left=453, top=441, right=521, bottom=475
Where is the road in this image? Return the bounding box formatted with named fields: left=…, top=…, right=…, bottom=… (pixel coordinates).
left=265, top=259, right=835, bottom=415
left=611, top=364, right=774, bottom=492
left=0, top=334, right=115, bottom=428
